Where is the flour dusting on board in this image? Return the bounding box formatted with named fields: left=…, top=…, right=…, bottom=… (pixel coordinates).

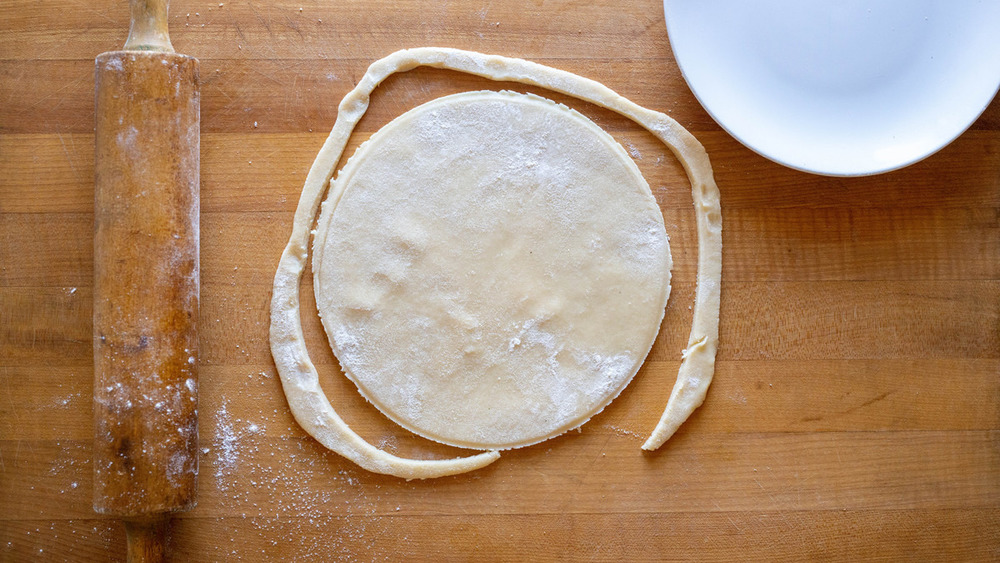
left=213, top=398, right=239, bottom=488
left=626, top=141, right=642, bottom=159
left=209, top=371, right=394, bottom=560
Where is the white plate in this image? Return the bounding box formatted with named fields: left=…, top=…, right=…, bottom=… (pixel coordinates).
left=663, top=0, right=1000, bottom=176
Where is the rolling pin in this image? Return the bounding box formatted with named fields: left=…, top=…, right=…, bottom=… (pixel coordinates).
left=93, top=0, right=199, bottom=560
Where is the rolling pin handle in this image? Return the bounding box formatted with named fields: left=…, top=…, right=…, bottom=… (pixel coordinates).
left=124, top=0, right=175, bottom=53
left=125, top=517, right=169, bottom=563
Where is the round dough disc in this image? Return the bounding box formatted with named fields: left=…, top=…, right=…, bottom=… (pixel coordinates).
left=313, top=90, right=671, bottom=450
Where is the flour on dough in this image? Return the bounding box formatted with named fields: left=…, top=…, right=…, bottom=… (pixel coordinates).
left=313, top=91, right=671, bottom=450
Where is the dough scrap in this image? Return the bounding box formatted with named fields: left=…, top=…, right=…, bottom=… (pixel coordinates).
left=313, top=90, right=672, bottom=450
left=269, top=47, right=722, bottom=479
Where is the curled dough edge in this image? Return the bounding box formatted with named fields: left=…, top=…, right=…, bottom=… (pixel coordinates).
left=268, top=47, right=722, bottom=479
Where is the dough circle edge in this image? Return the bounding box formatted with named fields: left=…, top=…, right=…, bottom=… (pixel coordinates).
left=312, top=90, right=672, bottom=450
left=269, top=47, right=723, bottom=479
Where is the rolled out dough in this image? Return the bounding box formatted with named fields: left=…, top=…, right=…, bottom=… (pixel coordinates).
left=313, top=91, right=672, bottom=450
left=269, top=48, right=722, bottom=479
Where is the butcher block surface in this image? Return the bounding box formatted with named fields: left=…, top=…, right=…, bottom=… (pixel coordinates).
left=2, top=1, right=999, bottom=560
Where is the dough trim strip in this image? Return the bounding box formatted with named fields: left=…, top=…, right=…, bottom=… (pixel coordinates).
left=269, top=47, right=722, bottom=478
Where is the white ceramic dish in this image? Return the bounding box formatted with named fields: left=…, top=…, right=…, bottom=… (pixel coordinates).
left=663, top=0, right=1000, bottom=176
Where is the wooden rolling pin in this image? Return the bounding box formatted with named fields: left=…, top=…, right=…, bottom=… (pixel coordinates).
left=93, top=1, right=199, bottom=560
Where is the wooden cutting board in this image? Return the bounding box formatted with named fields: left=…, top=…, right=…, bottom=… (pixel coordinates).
left=2, top=1, right=998, bottom=560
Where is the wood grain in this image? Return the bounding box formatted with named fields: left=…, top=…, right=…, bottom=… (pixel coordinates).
left=2, top=0, right=999, bottom=560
